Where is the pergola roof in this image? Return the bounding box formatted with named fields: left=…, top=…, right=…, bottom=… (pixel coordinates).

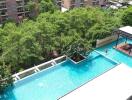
left=119, top=26, right=132, bottom=35
left=118, top=26, right=132, bottom=39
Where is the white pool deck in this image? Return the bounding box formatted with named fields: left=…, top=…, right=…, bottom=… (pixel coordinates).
left=59, top=64, right=132, bottom=100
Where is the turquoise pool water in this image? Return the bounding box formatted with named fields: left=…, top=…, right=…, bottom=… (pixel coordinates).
left=96, top=38, right=132, bottom=67
left=1, top=52, right=117, bottom=100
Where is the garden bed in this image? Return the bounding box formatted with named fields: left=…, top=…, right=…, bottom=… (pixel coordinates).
left=69, top=52, right=86, bottom=64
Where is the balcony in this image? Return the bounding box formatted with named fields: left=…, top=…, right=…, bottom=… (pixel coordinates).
left=16, top=0, right=24, bottom=8
left=0, top=0, right=6, bottom=4
left=70, top=0, right=76, bottom=5
left=0, top=2, right=6, bottom=10
left=0, top=12, right=8, bottom=17
left=0, top=8, right=7, bottom=14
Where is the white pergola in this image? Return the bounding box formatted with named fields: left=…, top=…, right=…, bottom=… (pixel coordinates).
left=119, top=26, right=132, bottom=36
left=116, top=26, right=132, bottom=46
left=115, top=26, right=132, bottom=55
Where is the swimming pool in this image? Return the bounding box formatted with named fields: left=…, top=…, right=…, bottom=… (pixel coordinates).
left=97, top=38, right=132, bottom=67
left=1, top=52, right=117, bottom=100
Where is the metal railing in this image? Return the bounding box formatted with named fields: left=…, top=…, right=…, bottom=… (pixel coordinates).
left=12, top=55, right=66, bottom=82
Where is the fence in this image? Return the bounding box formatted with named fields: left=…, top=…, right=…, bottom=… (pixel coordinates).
left=12, top=55, right=66, bottom=81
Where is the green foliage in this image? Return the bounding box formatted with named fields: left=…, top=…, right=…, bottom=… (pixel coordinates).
left=25, top=0, right=36, bottom=11
left=39, top=0, right=58, bottom=13
left=121, top=7, right=132, bottom=26
left=0, top=7, right=123, bottom=74
left=64, top=38, right=92, bottom=57
left=1, top=21, right=43, bottom=73
left=0, top=63, right=13, bottom=94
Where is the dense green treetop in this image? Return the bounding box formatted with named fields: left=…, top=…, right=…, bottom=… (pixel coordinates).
left=0, top=7, right=127, bottom=73
left=121, top=7, right=132, bottom=26
left=0, top=63, right=13, bottom=94
left=39, top=0, right=58, bottom=13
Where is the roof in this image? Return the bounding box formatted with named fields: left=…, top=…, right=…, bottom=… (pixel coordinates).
left=119, top=26, right=132, bottom=35
left=118, top=26, right=132, bottom=39
left=60, top=64, right=132, bottom=100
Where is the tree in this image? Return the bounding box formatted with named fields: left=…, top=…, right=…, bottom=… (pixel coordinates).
left=121, top=7, right=132, bottom=26
left=64, top=38, right=92, bottom=57
left=1, top=22, right=43, bottom=73
left=0, top=7, right=123, bottom=74
left=36, top=17, right=58, bottom=59
left=39, top=0, right=58, bottom=13
left=25, top=0, right=36, bottom=11
left=0, top=63, right=13, bottom=94
left=24, top=0, right=39, bottom=19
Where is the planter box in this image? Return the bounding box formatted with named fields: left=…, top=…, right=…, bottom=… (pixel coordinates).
left=96, top=35, right=118, bottom=48
left=69, top=53, right=86, bottom=64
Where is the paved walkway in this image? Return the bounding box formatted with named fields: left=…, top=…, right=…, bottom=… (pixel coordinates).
left=59, top=64, right=132, bottom=100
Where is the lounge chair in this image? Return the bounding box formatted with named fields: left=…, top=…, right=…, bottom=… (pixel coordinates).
left=122, top=44, right=132, bottom=50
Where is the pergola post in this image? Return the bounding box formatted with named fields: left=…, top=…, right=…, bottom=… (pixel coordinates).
left=125, top=37, right=128, bottom=44
left=129, top=49, right=132, bottom=55
left=116, top=33, right=120, bottom=47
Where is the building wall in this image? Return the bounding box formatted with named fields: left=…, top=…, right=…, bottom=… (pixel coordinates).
left=0, top=0, right=8, bottom=23
left=6, top=0, right=18, bottom=22
left=85, top=0, right=93, bottom=6
left=61, top=0, right=107, bottom=9
left=85, top=0, right=107, bottom=6
left=62, top=0, right=71, bottom=9
left=99, top=0, right=107, bottom=6
left=0, top=0, right=38, bottom=24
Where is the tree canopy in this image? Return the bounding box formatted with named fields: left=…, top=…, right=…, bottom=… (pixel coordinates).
left=0, top=63, right=13, bottom=94
left=39, top=0, right=58, bottom=13
left=0, top=7, right=122, bottom=73
left=121, top=7, right=132, bottom=26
